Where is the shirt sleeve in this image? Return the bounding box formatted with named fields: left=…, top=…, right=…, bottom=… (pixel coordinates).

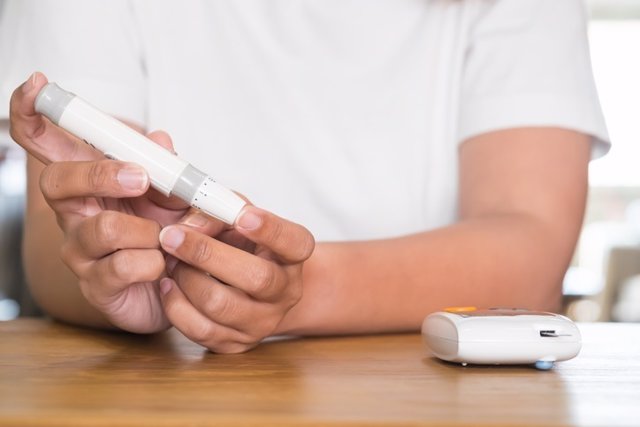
left=458, top=0, right=610, bottom=158
left=0, top=0, right=147, bottom=148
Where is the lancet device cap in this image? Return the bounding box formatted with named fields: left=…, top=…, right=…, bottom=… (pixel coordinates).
left=34, top=82, right=74, bottom=125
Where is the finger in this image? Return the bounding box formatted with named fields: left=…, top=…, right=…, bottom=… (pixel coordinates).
left=139, top=186, right=190, bottom=212
left=235, top=206, right=315, bottom=263
left=179, top=210, right=228, bottom=236
left=78, top=249, right=165, bottom=300
left=216, top=229, right=256, bottom=253
left=147, top=130, right=176, bottom=154
left=178, top=209, right=254, bottom=251
left=68, top=211, right=161, bottom=259
left=40, top=159, right=149, bottom=202
left=158, top=278, right=257, bottom=354
left=160, top=225, right=289, bottom=301
left=169, top=262, right=278, bottom=335
left=50, top=197, right=104, bottom=229
left=9, top=72, right=98, bottom=163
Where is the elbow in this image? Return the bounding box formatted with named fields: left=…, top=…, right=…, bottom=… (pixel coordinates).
left=483, top=214, right=578, bottom=314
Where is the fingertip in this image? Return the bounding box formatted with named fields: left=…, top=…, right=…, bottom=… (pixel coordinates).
left=147, top=129, right=176, bottom=154
left=116, top=163, right=150, bottom=193
left=178, top=208, right=229, bottom=237
left=234, top=206, right=315, bottom=263
left=159, top=225, right=186, bottom=251
left=21, top=71, right=47, bottom=95
left=10, top=73, right=50, bottom=145
left=165, top=255, right=179, bottom=275
left=159, top=277, right=174, bottom=296
left=180, top=212, right=210, bottom=229
left=236, top=206, right=263, bottom=232
left=12, top=72, right=49, bottom=119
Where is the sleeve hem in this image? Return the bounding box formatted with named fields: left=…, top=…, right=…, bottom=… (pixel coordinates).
left=458, top=93, right=611, bottom=160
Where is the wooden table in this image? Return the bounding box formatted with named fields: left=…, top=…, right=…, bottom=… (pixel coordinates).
left=1, top=319, right=639, bottom=426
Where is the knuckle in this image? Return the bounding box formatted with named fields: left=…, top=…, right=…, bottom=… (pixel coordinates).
left=186, top=321, right=216, bottom=345
left=267, top=220, right=286, bottom=246
left=39, top=164, right=60, bottom=200
left=250, top=264, right=277, bottom=297
left=136, top=250, right=167, bottom=282
left=148, top=250, right=167, bottom=279
left=93, top=211, right=122, bottom=247
left=295, top=232, right=316, bottom=262
left=202, top=287, right=234, bottom=318
left=87, top=161, right=115, bottom=192
left=191, top=238, right=215, bottom=265
left=252, top=317, right=280, bottom=340
left=108, top=250, right=133, bottom=282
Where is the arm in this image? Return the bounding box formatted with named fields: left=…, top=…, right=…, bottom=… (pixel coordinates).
left=277, top=127, right=590, bottom=335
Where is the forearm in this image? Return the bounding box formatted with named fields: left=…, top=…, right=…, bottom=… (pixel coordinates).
left=23, top=207, right=113, bottom=329
left=278, top=214, right=572, bottom=336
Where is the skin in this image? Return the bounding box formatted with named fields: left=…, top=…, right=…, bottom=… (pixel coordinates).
left=11, top=72, right=591, bottom=353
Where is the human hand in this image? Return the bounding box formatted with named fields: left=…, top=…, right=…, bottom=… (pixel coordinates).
left=10, top=72, right=189, bottom=332
left=158, top=205, right=315, bottom=353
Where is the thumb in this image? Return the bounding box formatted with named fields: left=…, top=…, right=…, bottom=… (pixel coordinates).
left=9, top=72, right=98, bottom=164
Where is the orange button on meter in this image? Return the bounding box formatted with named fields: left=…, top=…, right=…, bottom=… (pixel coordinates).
left=444, top=306, right=477, bottom=313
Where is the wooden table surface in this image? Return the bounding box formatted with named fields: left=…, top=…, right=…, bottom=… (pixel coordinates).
left=0, top=319, right=639, bottom=427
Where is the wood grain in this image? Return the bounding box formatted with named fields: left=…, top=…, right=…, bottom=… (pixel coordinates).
left=0, top=319, right=639, bottom=426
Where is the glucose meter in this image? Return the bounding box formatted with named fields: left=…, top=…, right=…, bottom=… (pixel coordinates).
left=421, top=307, right=581, bottom=370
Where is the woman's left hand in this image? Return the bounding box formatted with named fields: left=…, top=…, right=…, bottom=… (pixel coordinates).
left=158, top=205, right=315, bottom=353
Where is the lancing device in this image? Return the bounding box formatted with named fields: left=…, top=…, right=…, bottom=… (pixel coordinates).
left=34, top=82, right=246, bottom=224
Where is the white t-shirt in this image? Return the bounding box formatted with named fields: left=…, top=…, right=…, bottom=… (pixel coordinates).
left=0, top=0, right=609, bottom=242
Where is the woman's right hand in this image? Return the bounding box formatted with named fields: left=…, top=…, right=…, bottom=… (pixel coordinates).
left=10, top=72, right=200, bottom=333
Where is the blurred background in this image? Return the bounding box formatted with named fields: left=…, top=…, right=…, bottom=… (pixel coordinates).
left=564, top=0, right=640, bottom=322
left=1, top=0, right=639, bottom=322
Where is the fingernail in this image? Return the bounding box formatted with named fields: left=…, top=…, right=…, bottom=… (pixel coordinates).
left=182, top=213, right=208, bottom=228
left=159, top=278, right=173, bottom=295
left=22, top=72, right=37, bottom=94
left=117, top=166, right=148, bottom=191
left=237, top=209, right=262, bottom=231
left=160, top=226, right=185, bottom=250
left=166, top=255, right=178, bottom=274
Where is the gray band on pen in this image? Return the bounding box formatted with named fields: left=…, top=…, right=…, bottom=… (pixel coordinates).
left=172, top=164, right=207, bottom=202
left=34, top=83, right=75, bottom=125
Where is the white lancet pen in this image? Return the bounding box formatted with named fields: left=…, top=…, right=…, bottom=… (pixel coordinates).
left=34, top=82, right=246, bottom=225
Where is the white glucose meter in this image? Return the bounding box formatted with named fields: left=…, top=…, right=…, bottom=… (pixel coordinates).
left=421, top=307, right=581, bottom=370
